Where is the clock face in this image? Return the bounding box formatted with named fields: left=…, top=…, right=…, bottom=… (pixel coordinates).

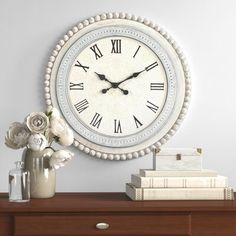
left=48, top=14, right=190, bottom=160
left=68, top=36, right=168, bottom=138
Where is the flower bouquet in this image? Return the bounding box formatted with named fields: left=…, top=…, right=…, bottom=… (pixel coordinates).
left=5, top=108, right=74, bottom=198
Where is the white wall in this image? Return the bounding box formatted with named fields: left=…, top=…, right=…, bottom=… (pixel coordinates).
left=1, top=0, right=236, bottom=192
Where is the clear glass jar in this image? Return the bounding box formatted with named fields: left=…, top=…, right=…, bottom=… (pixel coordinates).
left=9, top=161, right=30, bottom=202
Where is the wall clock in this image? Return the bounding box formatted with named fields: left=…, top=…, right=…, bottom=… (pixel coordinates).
left=45, top=12, right=191, bottom=160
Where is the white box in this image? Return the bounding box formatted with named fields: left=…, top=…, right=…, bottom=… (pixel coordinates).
left=153, top=148, right=202, bottom=171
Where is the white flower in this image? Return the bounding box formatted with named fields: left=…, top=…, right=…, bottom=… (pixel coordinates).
left=5, top=122, right=30, bottom=149
left=50, top=117, right=68, bottom=137
left=47, top=107, right=60, bottom=119
left=49, top=150, right=74, bottom=169
left=28, top=133, right=48, bottom=151
left=25, top=112, right=49, bottom=133
left=58, top=128, right=74, bottom=146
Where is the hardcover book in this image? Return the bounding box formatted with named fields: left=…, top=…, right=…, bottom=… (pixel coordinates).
left=126, top=183, right=234, bottom=200
left=131, top=174, right=228, bottom=188
left=140, top=169, right=218, bottom=177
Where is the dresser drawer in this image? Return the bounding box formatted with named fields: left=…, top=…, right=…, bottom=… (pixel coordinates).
left=14, top=213, right=191, bottom=236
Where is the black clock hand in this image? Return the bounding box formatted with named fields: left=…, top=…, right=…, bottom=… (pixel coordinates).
left=116, top=69, right=145, bottom=86
left=102, top=86, right=128, bottom=95
left=95, top=72, right=128, bottom=95
left=95, top=72, right=113, bottom=85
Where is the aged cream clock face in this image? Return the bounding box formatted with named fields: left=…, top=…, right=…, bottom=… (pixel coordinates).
left=47, top=13, right=191, bottom=160
left=68, top=36, right=167, bottom=137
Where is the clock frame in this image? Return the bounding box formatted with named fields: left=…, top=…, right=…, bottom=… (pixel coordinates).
left=45, top=12, right=191, bottom=160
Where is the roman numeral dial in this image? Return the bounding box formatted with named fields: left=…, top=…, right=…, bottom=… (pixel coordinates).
left=68, top=35, right=168, bottom=138
left=111, top=39, right=121, bottom=53
left=90, top=44, right=103, bottom=60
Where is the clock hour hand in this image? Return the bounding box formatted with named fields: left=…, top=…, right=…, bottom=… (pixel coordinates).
left=95, top=72, right=128, bottom=95
left=95, top=72, right=113, bottom=84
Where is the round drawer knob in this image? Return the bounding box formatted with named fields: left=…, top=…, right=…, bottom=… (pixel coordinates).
left=96, top=222, right=109, bottom=230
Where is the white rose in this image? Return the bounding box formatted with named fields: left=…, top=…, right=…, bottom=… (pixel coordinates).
left=58, top=128, right=74, bottom=146
left=28, top=133, right=48, bottom=151
left=49, top=150, right=74, bottom=169
left=50, top=117, right=68, bottom=137
left=25, top=112, right=49, bottom=133
left=5, top=122, right=30, bottom=149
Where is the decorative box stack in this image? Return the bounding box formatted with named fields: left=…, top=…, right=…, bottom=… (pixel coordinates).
left=126, top=148, right=234, bottom=200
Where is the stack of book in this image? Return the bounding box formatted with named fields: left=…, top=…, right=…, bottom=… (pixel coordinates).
left=126, top=148, right=234, bottom=200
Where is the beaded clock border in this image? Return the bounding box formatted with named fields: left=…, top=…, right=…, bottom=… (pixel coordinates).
left=44, top=12, right=191, bottom=161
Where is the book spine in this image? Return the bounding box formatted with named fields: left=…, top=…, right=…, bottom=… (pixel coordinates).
left=126, top=184, right=234, bottom=200
left=140, top=169, right=217, bottom=177
left=131, top=175, right=228, bottom=188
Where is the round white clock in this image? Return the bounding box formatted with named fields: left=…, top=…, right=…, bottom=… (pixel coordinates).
left=45, top=13, right=191, bottom=160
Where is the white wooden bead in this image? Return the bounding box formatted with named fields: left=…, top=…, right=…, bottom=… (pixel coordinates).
left=137, top=16, right=144, bottom=23
left=95, top=15, right=101, bottom=21
left=79, top=144, right=84, bottom=150
left=77, top=23, right=83, bottom=29
left=46, top=68, right=51, bottom=74
left=55, top=45, right=61, bottom=51
left=49, top=56, right=55, bottom=62
left=114, top=155, right=120, bottom=160
left=59, top=40, right=65, bottom=46
left=107, top=12, right=113, bottom=19
left=90, top=150, right=96, bottom=156
left=131, top=14, right=137, bottom=21
left=89, top=17, right=95, bottom=24
left=52, top=50, right=58, bottom=56
left=72, top=26, right=78, bottom=33
left=139, top=150, right=145, bottom=156
left=145, top=148, right=151, bottom=154
left=48, top=62, right=53, bottom=68
left=144, top=19, right=150, bottom=25
left=73, top=140, right=79, bottom=147
left=45, top=74, right=50, bottom=80
left=64, top=35, right=69, bottom=41
left=45, top=93, right=50, bottom=99
left=121, top=154, right=126, bottom=160
left=125, top=13, right=132, bottom=19
left=68, top=30, right=73, bottom=37
left=127, top=153, right=132, bottom=159
left=133, top=152, right=139, bottom=158
left=46, top=99, right=51, bottom=105
left=83, top=20, right=89, bottom=26
left=84, top=147, right=90, bottom=153
left=96, top=152, right=102, bottom=158
left=102, top=153, right=107, bottom=159
left=44, top=80, right=49, bottom=86
left=101, top=13, right=107, bottom=20
left=119, top=12, right=125, bottom=19
left=113, top=12, right=119, bottom=18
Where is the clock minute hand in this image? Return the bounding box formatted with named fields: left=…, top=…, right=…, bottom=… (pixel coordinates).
left=117, top=69, right=145, bottom=86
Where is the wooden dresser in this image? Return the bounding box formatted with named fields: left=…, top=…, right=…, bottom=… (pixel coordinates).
left=0, top=192, right=236, bottom=236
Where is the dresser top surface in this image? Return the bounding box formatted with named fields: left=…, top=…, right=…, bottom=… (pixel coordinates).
left=0, top=192, right=236, bottom=213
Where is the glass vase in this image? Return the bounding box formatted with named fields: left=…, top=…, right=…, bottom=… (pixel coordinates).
left=9, top=161, right=30, bottom=202
left=22, top=147, right=56, bottom=198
